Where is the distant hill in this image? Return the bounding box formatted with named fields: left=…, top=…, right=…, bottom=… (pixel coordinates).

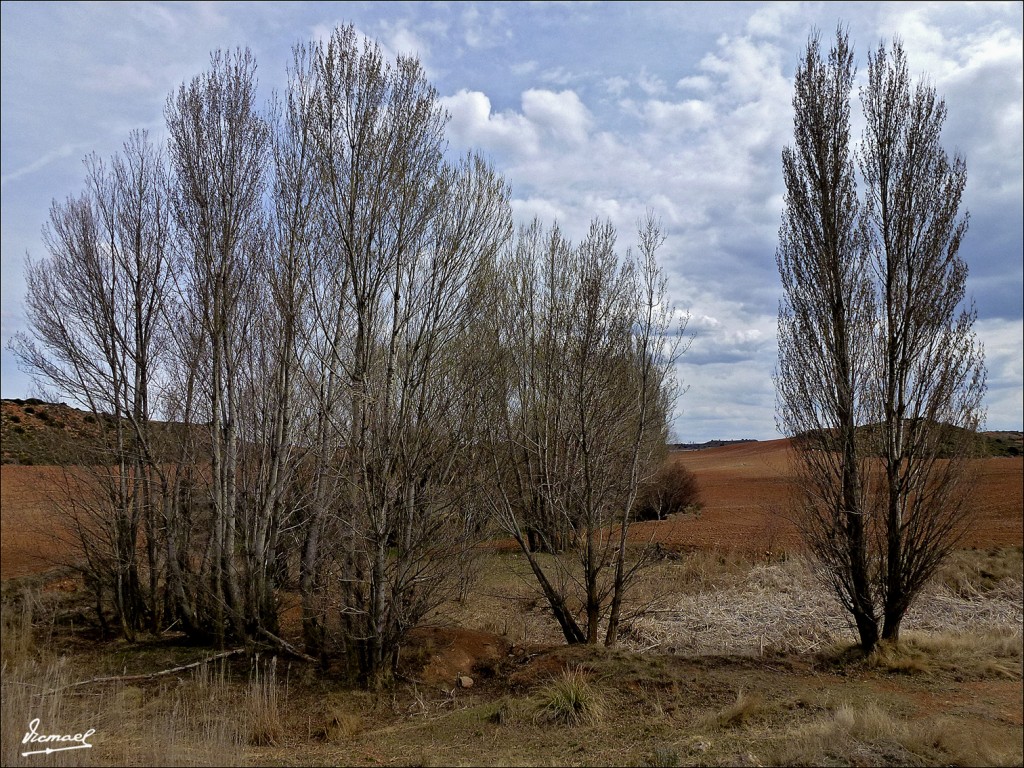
left=2, top=399, right=1021, bottom=465
left=1, top=398, right=198, bottom=465
left=983, top=431, right=1024, bottom=458
left=794, top=420, right=1022, bottom=459
left=671, top=438, right=759, bottom=452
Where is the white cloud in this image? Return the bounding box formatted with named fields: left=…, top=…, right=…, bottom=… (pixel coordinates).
left=745, top=2, right=803, bottom=39
left=441, top=89, right=539, bottom=157
left=604, top=75, right=631, bottom=97
left=642, top=98, right=715, bottom=135
left=511, top=60, right=539, bottom=77
left=636, top=67, right=668, bottom=96
left=459, top=3, right=511, bottom=50
left=521, top=89, right=592, bottom=145
left=676, top=74, right=712, bottom=92
left=537, top=66, right=577, bottom=87
left=383, top=25, right=430, bottom=59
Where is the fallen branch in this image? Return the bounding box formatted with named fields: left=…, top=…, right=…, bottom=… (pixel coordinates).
left=42, top=648, right=245, bottom=695
left=257, top=626, right=318, bottom=664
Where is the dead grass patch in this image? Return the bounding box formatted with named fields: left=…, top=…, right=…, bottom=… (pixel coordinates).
left=630, top=554, right=1023, bottom=658
left=769, top=701, right=1022, bottom=767
left=708, top=688, right=766, bottom=728
left=881, top=630, right=1022, bottom=680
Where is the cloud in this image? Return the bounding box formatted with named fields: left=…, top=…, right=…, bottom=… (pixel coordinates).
left=1, top=143, right=85, bottom=187
left=380, top=23, right=431, bottom=60
left=745, top=3, right=804, bottom=39
left=642, top=98, right=716, bottom=135
left=676, top=74, right=713, bottom=92
left=974, top=318, right=1024, bottom=430
left=603, top=76, right=630, bottom=97
left=441, top=89, right=539, bottom=157
left=442, top=87, right=593, bottom=161
left=459, top=3, right=512, bottom=50
left=521, top=89, right=592, bottom=145
left=636, top=67, right=668, bottom=96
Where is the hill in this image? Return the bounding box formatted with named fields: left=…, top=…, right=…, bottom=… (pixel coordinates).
left=0, top=398, right=105, bottom=465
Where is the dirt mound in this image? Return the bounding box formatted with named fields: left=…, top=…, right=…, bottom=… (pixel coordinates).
left=403, top=626, right=509, bottom=687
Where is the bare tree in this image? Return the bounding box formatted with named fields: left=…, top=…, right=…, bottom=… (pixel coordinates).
left=165, top=47, right=271, bottom=643
left=860, top=38, right=986, bottom=643
left=485, top=214, right=684, bottom=646
left=776, top=27, right=879, bottom=652
left=12, top=131, right=173, bottom=640
left=299, top=25, right=513, bottom=686
left=777, top=28, right=986, bottom=653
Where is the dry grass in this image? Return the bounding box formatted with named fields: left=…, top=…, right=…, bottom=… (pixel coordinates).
left=939, top=547, right=1024, bottom=597
left=0, top=592, right=248, bottom=766
left=533, top=664, right=605, bottom=727
left=628, top=552, right=1023, bottom=657
left=707, top=687, right=766, bottom=728
left=866, top=629, right=1023, bottom=680
left=769, top=700, right=1022, bottom=767
left=245, top=656, right=282, bottom=747
left=2, top=546, right=1022, bottom=766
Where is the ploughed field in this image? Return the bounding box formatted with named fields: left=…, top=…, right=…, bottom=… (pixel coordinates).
left=634, top=439, right=1024, bottom=555
left=2, top=439, right=1022, bottom=578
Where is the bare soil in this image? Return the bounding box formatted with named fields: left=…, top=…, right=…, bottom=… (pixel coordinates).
left=5, top=439, right=1020, bottom=578
left=2, top=439, right=1021, bottom=766
left=635, top=440, right=1024, bottom=555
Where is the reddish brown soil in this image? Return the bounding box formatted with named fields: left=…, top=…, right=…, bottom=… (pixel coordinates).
left=404, top=626, right=509, bottom=687
left=0, top=465, right=82, bottom=578
left=633, top=440, right=1024, bottom=555
left=2, top=441, right=1021, bottom=579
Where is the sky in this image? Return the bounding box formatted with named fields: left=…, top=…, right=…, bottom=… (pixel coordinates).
left=1, top=1, right=1021, bottom=443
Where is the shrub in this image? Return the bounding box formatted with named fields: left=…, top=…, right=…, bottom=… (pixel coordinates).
left=534, top=665, right=604, bottom=726
left=634, top=461, right=702, bottom=521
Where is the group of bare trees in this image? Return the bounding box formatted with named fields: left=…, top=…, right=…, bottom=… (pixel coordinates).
left=14, top=19, right=987, bottom=676
left=13, top=25, right=683, bottom=686
left=483, top=217, right=685, bottom=645
left=776, top=28, right=986, bottom=654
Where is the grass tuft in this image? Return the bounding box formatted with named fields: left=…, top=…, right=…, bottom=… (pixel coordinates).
left=534, top=665, right=604, bottom=727
left=709, top=688, right=764, bottom=728
left=246, top=656, right=282, bottom=747
left=643, top=744, right=682, bottom=767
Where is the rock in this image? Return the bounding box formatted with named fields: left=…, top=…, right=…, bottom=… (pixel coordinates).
left=456, top=674, right=474, bottom=689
